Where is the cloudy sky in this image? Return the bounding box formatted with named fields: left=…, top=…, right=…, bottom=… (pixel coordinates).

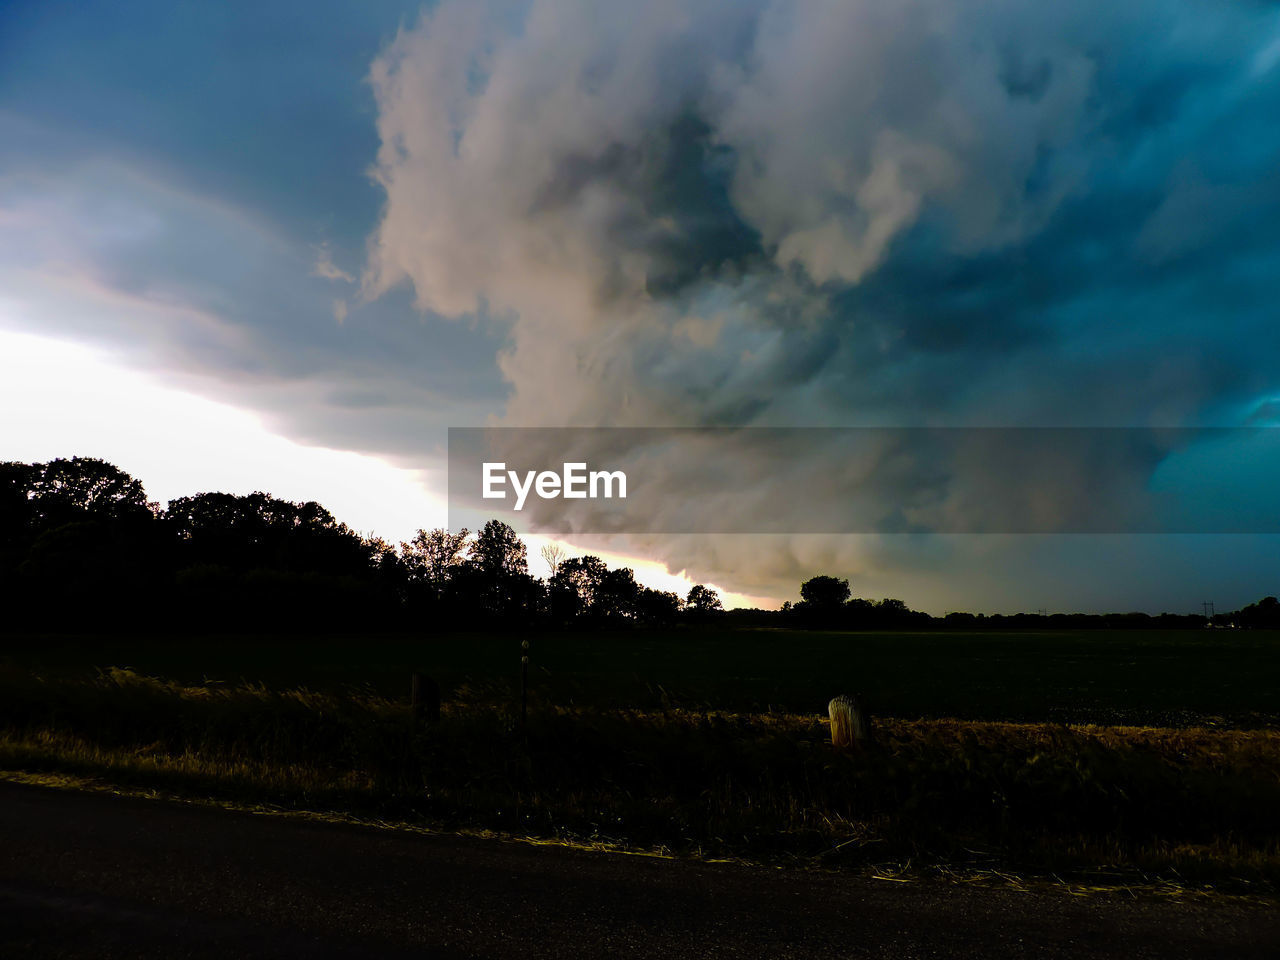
left=2, top=0, right=1278, bottom=613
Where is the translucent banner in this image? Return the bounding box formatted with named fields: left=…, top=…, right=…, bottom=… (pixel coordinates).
left=447, top=427, right=1280, bottom=534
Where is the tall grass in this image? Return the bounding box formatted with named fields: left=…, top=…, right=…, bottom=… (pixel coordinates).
left=2, top=665, right=1278, bottom=890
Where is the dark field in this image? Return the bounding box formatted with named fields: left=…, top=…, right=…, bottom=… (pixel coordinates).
left=5, top=627, right=1279, bottom=727
left=4, top=627, right=1279, bottom=891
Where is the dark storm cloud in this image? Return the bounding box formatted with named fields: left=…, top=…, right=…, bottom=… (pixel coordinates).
left=368, top=0, right=1280, bottom=422
left=0, top=0, right=422, bottom=246
left=0, top=158, right=508, bottom=457
left=3, top=0, right=1277, bottom=607
left=365, top=0, right=1280, bottom=604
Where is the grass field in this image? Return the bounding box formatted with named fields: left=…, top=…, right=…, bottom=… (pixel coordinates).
left=5, top=627, right=1279, bottom=726
left=3, top=628, right=1279, bottom=892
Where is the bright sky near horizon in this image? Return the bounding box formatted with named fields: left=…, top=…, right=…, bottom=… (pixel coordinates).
left=0, top=326, right=763, bottom=606
left=0, top=327, right=446, bottom=541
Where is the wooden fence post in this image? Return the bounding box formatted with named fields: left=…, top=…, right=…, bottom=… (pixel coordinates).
left=411, top=672, right=440, bottom=724
left=829, top=694, right=873, bottom=749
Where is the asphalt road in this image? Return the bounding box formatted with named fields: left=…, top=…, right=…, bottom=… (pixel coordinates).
left=1, top=782, right=1277, bottom=959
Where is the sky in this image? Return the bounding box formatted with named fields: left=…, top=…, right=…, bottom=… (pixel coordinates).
left=1, top=0, right=1278, bottom=613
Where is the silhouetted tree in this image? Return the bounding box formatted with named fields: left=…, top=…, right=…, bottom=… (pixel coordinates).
left=161, top=490, right=391, bottom=630
left=363, top=535, right=409, bottom=600
left=402, top=527, right=469, bottom=598
left=1, top=459, right=168, bottom=630
left=596, top=566, right=640, bottom=621
left=552, top=555, right=608, bottom=619
left=1237, top=596, right=1280, bottom=629
left=800, top=575, right=851, bottom=609
left=167, top=491, right=373, bottom=576
left=469, top=520, right=527, bottom=578
left=452, top=520, right=535, bottom=621
left=27, top=457, right=150, bottom=528
left=635, top=587, right=681, bottom=626
left=0, top=461, right=37, bottom=548
left=685, top=584, right=722, bottom=613
left=872, top=597, right=930, bottom=628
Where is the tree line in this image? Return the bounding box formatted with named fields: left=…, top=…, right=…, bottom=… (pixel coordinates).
left=0, top=457, right=719, bottom=632
left=760, top=574, right=1280, bottom=630
left=2, top=457, right=1276, bottom=634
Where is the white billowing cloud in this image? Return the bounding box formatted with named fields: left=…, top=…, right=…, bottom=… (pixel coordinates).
left=363, top=0, right=1102, bottom=423
left=364, top=0, right=757, bottom=426
left=715, top=0, right=1096, bottom=281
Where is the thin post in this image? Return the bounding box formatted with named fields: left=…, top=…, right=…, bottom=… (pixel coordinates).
left=411, top=672, right=423, bottom=724
left=520, top=639, right=529, bottom=729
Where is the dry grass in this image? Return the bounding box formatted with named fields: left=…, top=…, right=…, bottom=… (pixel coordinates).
left=1, top=666, right=1278, bottom=893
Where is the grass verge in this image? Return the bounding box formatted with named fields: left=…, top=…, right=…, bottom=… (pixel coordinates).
left=2, top=666, right=1278, bottom=897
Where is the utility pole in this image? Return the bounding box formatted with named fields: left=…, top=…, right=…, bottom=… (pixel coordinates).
left=1202, top=601, right=1215, bottom=620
